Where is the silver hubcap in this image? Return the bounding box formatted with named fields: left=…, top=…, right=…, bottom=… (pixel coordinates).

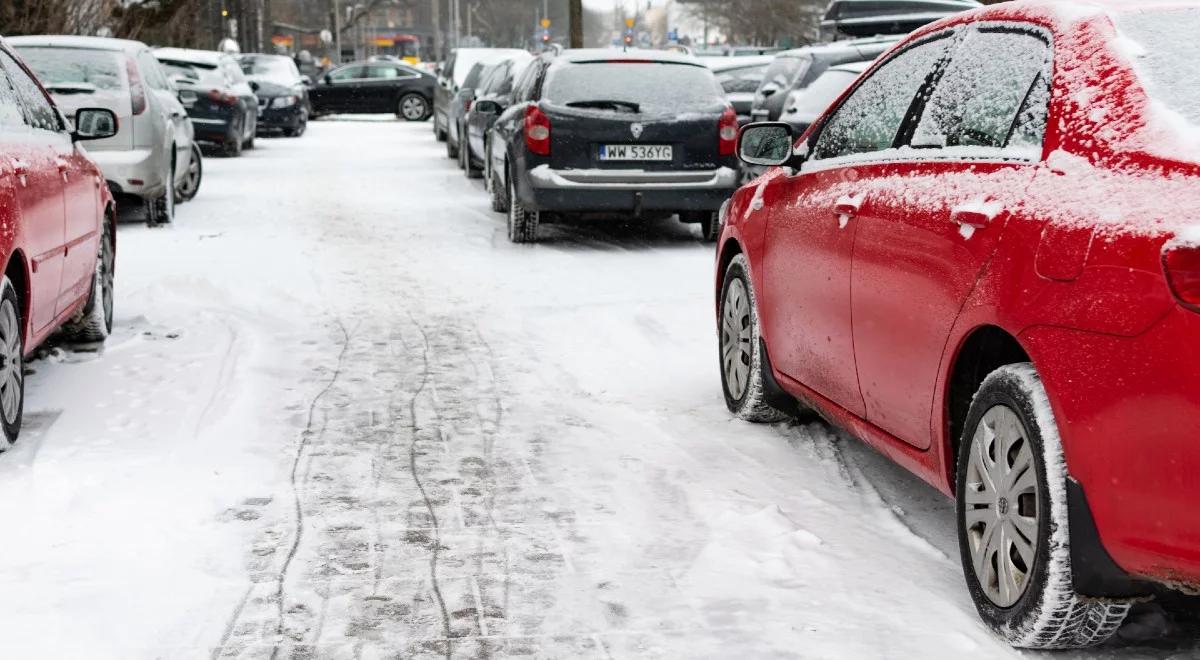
left=182, top=154, right=200, bottom=194
left=402, top=97, right=424, bottom=119
left=100, top=228, right=114, bottom=328
left=964, top=405, right=1040, bottom=608
left=0, top=299, right=21, bottom=426
left=721, top=278, right=753, bottom=401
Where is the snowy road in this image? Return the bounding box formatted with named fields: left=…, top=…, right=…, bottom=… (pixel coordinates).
left=0, top=118, right=1196, bottom=659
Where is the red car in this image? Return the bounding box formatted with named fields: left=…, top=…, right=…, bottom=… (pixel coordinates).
left=0, top=37, right=118, bottom=448
left=720, top=0, right=1200, bottom=649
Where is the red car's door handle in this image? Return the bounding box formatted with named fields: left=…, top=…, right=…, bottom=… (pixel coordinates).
left=833, top=193, right=864, bottom=229
left=951, top=200, right=1004, bottom=238
left=9, top=159, right=27, bottom=187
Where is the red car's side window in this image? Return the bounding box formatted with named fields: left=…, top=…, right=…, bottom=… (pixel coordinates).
left=0, top=57, right=23, bottom=128
left=811, top=34, right=953, bottom=161
left=912, top=28, right=1051, bottom=152
left=0, top=51, right=60, bottom=132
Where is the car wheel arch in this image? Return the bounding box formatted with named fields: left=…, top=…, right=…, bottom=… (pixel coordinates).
left=716, top=238, right=744, bottom=301
left=3, top=251, right=30, bottom=342
left=943, top=324, right=1032, bottom=491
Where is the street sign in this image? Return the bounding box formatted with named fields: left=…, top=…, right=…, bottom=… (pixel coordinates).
left=540, top=18, right=551, bottom=28
left=625, top=18, right=635, bottom=28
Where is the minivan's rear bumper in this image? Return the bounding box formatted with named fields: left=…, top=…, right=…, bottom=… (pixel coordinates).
left=89, top=148, right=164, bottom=199
left=524, top=165, right=738, bottom=213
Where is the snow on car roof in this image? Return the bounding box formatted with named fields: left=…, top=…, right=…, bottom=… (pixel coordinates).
left=153, top=47, right=228, bottom=67
left=5, top=35, right=148, bottom=54
left=556, top=48, right=703, bottom=66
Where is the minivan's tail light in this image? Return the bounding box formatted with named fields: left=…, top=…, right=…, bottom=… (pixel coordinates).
left=524, top=104, right=551, bottom=156
left=1163, top=239, right=1200, bottom=311
left=718, top=106, right=738, bottom=156
left=126, top=57, right=146, bottom=116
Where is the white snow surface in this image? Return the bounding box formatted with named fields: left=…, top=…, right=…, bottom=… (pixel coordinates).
left=0, top=119, right=1196, bottom=658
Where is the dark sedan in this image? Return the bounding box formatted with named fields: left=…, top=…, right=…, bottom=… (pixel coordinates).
left=461, top=56, right=532, bottom=179
left=487, top=49, right=739, bottom=243
left=241, top=53, right=310, bottom=137
left=309, top=61, right=433, bottom=120
left=156, top=47, right=258, bottom=157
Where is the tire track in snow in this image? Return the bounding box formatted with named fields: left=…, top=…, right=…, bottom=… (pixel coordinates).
left=405, top=315, right=454, bottom=660
left=267, top=319, right=353, bottom=660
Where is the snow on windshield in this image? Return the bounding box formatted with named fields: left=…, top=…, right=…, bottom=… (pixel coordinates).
left=543, top=62, right=725, bottom=116
left=15, top=47, right=124, bottom=91
left=240, top=56, right=298, bottom=84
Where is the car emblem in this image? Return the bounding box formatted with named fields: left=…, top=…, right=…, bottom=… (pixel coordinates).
left=630, top=122, right=644, bottom=139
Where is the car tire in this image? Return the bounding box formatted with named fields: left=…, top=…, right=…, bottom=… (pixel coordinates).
left=244, top=134, right=255, bottom=150
left=398, top=94, right=429, bottom=121
left=150, top=156, right=175, bottom=226
left=283, top=118, right=307, bottom=138
left=506, top=169, right=538, bottom=243
left=176, top=143, right=203, bottom=202
left=62, top=217, right=114, bottom=344
left=681, top=210, right=719, bottom=242
left=956, top=364, right=1137, bottom=649
left=462, top=132, right=482, bottom=179
left=435, top=117, right=447, bottom=142
left=0, top=277, right=24, bottom=450
left=446, top=129, right=459, bottom=159
left=719, top=254, right=789, bottom=422
left=488, top=153, right=507, bottom=213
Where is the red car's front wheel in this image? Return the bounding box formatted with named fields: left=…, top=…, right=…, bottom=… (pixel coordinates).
left=719, top=255, right=787, bottom=423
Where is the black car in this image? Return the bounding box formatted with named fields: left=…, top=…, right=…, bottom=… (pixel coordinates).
left=483, top=49, right=739, bottom=243
left=819, top=0, right=980, bottom=41
left=749, top=36, right=897, bottom=123
left=155, top=47, right=259, bottom=157
left=461, top=56, right=532, bottom=179
left=433, top=48, right=530, bottom=143
left=308, top=61, right=433, bottom=120
left=240, top=53, right=310, bottom=137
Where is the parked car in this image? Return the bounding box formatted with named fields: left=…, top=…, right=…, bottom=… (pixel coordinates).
left=724, top=0, right=1200, bottom=649
left=778, top=60, right=868, bottom=134
left=708, top=56, right=774, bottom=125
left=155, top=47, right=258, bottom=157
left=433, top=47, right=530, bottom=145
left=240, top=53, right=310, bottom=137
left=308, top=60, right=434, bottom=120
left=10, top=35, right=193, bottom=224
left=750, top=36, right=897, bottom=124
left=485, top=49, right=738, bottom=243
left=0, top=37, right=120, bottom=445
left=820, top=0, right=980, bottom=41
left=459, top=54, right=533, bottom=178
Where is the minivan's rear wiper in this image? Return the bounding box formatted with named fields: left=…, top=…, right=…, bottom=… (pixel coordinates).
left=45, top=82, right=97, bottom=94
left=565, top=99, right=640, bottom=113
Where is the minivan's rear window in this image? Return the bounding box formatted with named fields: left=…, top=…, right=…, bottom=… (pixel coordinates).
left=15, top=47, right=124, bottom=91
left=542, top=62, right=724, bottom=116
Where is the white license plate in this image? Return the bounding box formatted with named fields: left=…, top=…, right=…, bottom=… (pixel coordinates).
left=598, top=144, right=673, bottom=161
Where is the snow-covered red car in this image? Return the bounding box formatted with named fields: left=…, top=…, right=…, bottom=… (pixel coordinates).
left=0, top=37, right=118, bottom=447
left=718, top=0, right=1200, bottom=649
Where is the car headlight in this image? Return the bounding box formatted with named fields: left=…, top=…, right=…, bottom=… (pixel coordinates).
left=270, top=96, right=298, bottom=109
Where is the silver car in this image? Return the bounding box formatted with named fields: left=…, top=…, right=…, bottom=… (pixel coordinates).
left=9, top=36, right=195, bottom=224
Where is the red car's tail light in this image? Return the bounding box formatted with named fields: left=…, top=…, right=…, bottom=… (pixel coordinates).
left=524, top=104, right=551, bottom=156
left=718, top=106, right=738, bottom=156
left=126, top=57, right=146, bottom=116
left=1163, top=239, right=1200, bottom=311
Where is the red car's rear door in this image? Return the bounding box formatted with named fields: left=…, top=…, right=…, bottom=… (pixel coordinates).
left=849, top=26, right=1052, bottom=450
left=761, top=32, right=956, bottom=418
left=0, top=50, right=66, bottom=337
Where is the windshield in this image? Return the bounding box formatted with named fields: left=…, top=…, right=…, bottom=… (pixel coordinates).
left=1115, top=9, right=1200, bottom=126
left=14, top=47, right=125, bottom=91
left=759, top=55, right=808, bottom=94
left=715, top=63, right=768, bottom=94
left=828, top=0, right=978, bottom=20
left=160, top=60, right=224, bottom=88
left=240, top=56, right=299, bottom=84
left=789, top=68, right=861, bottom=119
left=542, top=62, right=725, bottom=116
